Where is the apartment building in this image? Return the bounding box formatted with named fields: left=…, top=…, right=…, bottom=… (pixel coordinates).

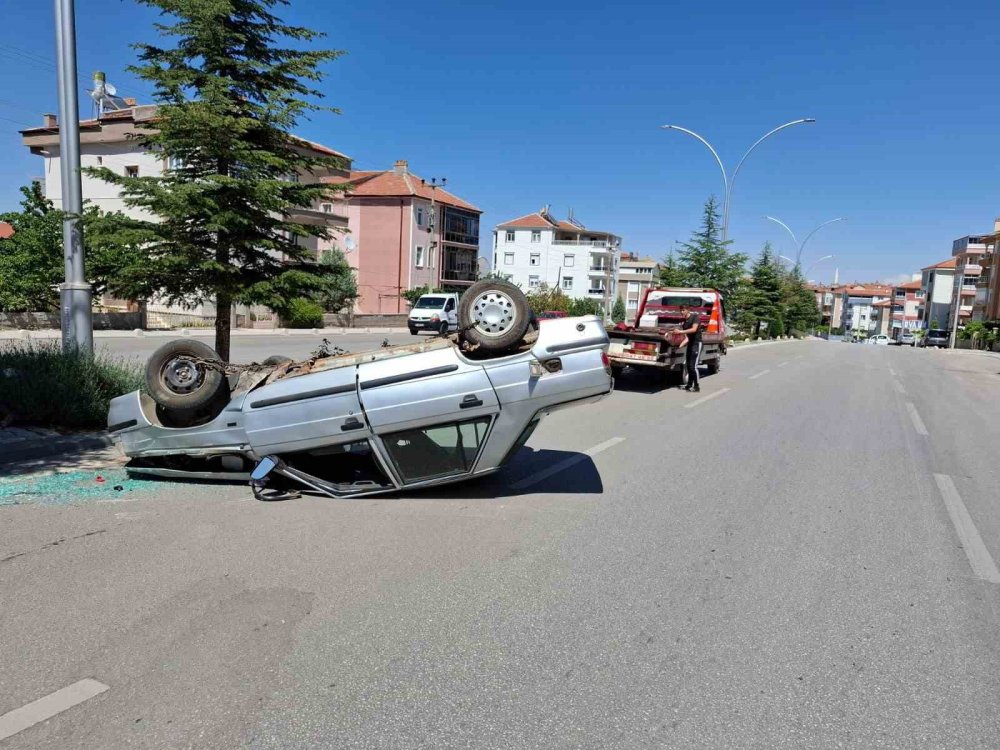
left=808, top=284, right=843, bottom=328
left=21, top=105, right=351, bottom=322
left=890, top=279, right=923, bottom=340
left=971, top=219, right=1000, bottom=321
left=616, top=254, right=659, bottom=322
left=492, top=208, right=621, bottom=316
left=919, top=258, right=957, bottom=330
left=948, top=234, right=989, bottom=330
left=840, top=284, right=893, bottom=335
left=334, top=161, right=482, bottom=314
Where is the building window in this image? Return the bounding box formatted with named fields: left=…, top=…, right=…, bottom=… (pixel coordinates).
left=564, top=254, right=575, bottom=267
left=321, top=203, right=333, bottom=214
left=416, top=206, right=425, bottom=227
left=529, top=253, right=540, bottom=266
left=627, top=282, right=639, bottom=293
left=415, top=246, right=424, bottom=268
left=627, top=298, right=638, bottom=309
left=506, top=230, right=515, bottom=243
left=503, top=252, right=514, bottom=265
left=124, top=165, right=139, bottom=178
left=562, top=276, right=573, bottom=290
left=286, top=172, right=300, bottom=183
left=531, top=230, right=541, bottom=243
left=528, top=275, right=540, bottom=289
left=166, top=155, right=185, bottom=171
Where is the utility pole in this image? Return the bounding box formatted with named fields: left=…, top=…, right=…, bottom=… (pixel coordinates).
left=54, top=0, right=92, bottom=353
left=949, top=270, right=964, bottom=349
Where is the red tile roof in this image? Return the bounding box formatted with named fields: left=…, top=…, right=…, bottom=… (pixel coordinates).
left=0, top=221, right=14, bottom=239
left=496, top=212, right=559, bottom=229
left=337, top=169, right=480, bottom=213
left=921, top=257, right=957, bottom=271
left=896, top=280, right=922, bottom=290
left=872, top=300, right=892, bottom=307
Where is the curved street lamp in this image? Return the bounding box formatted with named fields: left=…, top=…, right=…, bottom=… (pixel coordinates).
left=804, top=254, right=834, bottom=278
left=764, top=216, right=845, bottom=268
left=660, top=118, right=815, bottom=242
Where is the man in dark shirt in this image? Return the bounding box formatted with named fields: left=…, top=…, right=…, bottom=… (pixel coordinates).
left=674, top=303, right=702, bottom=392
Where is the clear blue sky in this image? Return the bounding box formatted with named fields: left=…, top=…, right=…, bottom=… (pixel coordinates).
left=2, top=0, right=998, bottom=284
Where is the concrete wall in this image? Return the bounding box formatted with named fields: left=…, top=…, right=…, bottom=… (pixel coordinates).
left=0, top=311, right=143, bottom=330
left=322, top=313, right=408, bottom=328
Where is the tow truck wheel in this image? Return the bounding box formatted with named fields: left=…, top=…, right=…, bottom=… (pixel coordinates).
left=458, top=279, right=531, bottom=352
left=145, top=339, right=228, bottom=413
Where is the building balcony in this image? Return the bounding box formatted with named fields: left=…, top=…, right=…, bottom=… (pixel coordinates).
left=589, top=266, right=612, bottom=275
left=440, top=269, right=477, bottom=284
left=553, top=239, right=609, bottom=247
left=588, top=288, right=608, bottom=297
left=290, top=205, right=349, bottom=227
left=962, top=264, right=983, bottom=276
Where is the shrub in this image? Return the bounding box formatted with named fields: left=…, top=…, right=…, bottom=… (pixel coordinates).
left=284, top=297, right=324, bottom=329
left=0, top=342, right=143, bottom=430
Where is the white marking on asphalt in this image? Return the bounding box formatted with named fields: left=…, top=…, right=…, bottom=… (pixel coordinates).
left=684, top=388, right=731, bottom=409
left=511, top=437, right=625, bottom=490
left=0, top=679, right=109, bottom=741
left=905, top=402, right=929, bottom=436
left=933, top=474, right=1000, bottom=584
left=892, top=379, right=906, bottom=395
left=888, top=366, right=897, bottom=377
left=748, top=369, right=770, bottom=380
left=777, top=361, right=790, bottom=368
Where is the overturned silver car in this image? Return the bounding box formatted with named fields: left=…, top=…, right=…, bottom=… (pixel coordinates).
left=109, top=283, right=612, bottom=499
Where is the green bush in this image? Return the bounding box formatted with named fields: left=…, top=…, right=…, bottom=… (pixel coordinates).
left=284, top=297, right=324, bottom=329
left=0, top=342, right=143, bottom=430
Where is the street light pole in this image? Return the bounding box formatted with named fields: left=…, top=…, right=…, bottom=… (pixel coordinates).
left=804, top=255, right=834, bottom=279
left=764, top=216, right=845, bottom=270
left=54, top=0, right=92, bottom=353
left=660, top=118, right=815, bottom=243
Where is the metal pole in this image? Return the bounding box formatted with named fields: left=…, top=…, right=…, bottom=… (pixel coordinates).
left=54, top=0, right=92, bottom=353
left=949, top=271, right=964, bottom=348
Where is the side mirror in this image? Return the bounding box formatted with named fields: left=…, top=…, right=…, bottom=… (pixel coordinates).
left=251, top=455, right=279, bottom=482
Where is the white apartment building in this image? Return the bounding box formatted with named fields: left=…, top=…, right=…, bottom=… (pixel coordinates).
left=919, top=258, right=957, bottom=330
left=492, top=208, right=621, bottom=315
left=950, top=234, right=988, bottom=329
left=616, top=255, right=659, bottom=322
left=21, top=105, right=350, bottom=324
left=840, top=284, right=894, bottom=335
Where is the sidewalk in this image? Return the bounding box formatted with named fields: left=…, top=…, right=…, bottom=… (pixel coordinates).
left=0, top=428, right=121, bottom=476
left=0, top=326, right=409, bottom=340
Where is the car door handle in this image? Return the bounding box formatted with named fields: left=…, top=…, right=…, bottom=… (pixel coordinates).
left=341, top=417, right=365, bottom=431
left=460, top=395, right=484, bottom=409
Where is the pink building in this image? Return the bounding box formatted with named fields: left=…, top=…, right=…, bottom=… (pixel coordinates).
left=329, top=161, right=482, bottom=314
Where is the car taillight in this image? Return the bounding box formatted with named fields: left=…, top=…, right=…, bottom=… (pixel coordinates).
left=631, top=341, right=658, bottom=352
left=601, top=351, right=612, bottom=374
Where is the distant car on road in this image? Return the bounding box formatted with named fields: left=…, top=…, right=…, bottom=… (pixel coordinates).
left=896, top=331, right=916, bottom=346
left=919, top=329, right=950, bottom=348
left=868, top=335, right=890, bottom=346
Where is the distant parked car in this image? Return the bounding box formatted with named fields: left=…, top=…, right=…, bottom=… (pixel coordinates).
left=868, top=335, right=890, bottom=346
left=919, top=329, right=950, bottom=348
left=896, top=331, right=916, bottom=346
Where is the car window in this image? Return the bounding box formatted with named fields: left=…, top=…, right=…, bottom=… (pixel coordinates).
left=383, top=417, right=491, bottom=482
left=414, top=296, right=447, bottom=309
left=445, top=299, right=455, bottom=311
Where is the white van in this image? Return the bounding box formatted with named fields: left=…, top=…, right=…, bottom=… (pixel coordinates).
left=408, top=292, right=459, bottom=335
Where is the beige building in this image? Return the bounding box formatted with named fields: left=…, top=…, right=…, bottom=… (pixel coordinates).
left=616, top=254, right=659, bottom=322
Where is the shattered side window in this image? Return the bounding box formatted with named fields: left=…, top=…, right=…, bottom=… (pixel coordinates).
left=383, top=417, right=491, bottom=482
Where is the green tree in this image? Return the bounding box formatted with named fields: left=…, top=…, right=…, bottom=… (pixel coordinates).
left=525, top=284, right=571, bottom=314
left=732, top=242, right=784, bottom=337
left=313, top=249, right=358, bottom=312
left=675, top=197, right=748, bottom=299
left=782, top=267, right=821, bottom=334
left=658, top=251, right=686, bottom=287
left=0, top=184, right=148, bottom=312
left=568, top=297, right=603, bottom=316
left=86, top=0, right=346, bottom=360
left=401, top=285, right=443, bottom=307
left=611, top=295, right=626, bottom=323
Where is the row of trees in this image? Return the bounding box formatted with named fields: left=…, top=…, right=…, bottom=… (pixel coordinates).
left=657, top=198, right=821, bottom=338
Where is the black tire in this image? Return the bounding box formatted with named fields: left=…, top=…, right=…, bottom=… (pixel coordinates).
left=439, top=321, right=450, bottom=335
left=262, top=355, right=293, bottom=366
left=706, top=357, right=720, bottom=375
left=409, top=327, right=418, bottom=336
left=458, top=279, right=531, bottom=352
left=145, top=339, right=228, bottom=413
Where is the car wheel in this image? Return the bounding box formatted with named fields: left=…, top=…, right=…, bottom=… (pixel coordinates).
left=706, top=358, right=720, bottom=374
left=145, top=339, right=228, bottom=414
left=458, top=279, right=531, bottom=352
left=439, top=321, right=450, bottom=335
left=409, top=327, right=418, bottom=336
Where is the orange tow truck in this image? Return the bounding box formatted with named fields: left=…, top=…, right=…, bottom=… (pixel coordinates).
left=606, top=287, right=728, bottom=386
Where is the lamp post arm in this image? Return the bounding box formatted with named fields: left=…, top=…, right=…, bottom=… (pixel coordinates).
left=660, top=124, right=729, bottom=198
left=797, top=217, right=845, bottom=265
left=764, top=215, right=799, bottom=249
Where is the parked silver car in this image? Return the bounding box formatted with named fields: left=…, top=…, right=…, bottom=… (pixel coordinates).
left=108, top=315, right=612, bottom=498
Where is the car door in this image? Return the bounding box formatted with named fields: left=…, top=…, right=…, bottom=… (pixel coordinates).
left=242, top=363, right=368, bottom=455
left=357, top=346, right=499, bottom=485
left=444, top=297, right=458, bottom=330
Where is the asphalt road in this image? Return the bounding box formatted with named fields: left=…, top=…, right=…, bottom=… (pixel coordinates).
left=3, top=341, right=1000, bottom=748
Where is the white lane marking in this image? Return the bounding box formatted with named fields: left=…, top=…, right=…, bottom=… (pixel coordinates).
left=892, top=379, right=906, bottom=395
left=777, top=361, right=790, bottom=368
left=511, top=437, right=625, bottom=490
left=906, top=402, right=929, bottom=436
left=748, top=369, right=770, bottom=380
left=684, top=388, right=731, bottom=409
left=888, top=366, right=897, bottom=377
left=933, top=474, right=1000, bottom=584
left=0, top=679, right=109, bottom=741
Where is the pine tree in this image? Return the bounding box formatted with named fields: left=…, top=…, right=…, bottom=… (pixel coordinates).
left=87, top=0, right=346, bottom=360
left=741, top=242, right=783, bottom=337
left=611, top=295, right=626, bottom=323
left=675, top=197, right=748, bottom=299
left=658, top=251, right=686, bottom=287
